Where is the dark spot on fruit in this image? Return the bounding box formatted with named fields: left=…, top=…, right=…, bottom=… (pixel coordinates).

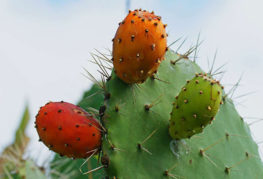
left=131, top=35, right=135, bottom=41
left=131, top=20, right=134, bottom=23
left=195, top=80, right=199, bottom=84
left=64, top=144, right=69, bottom=147
left=189, top=159, right=192, bottom=164
left=58, top=109, right=62, bottom=113
left=76, top=137, right=80, bottom=141
left=58, top=126, right=62, bottom=130
left=176, top=105, right=179, bottom=109
left=117, top=38, right=122, bottom=43
left=184, top=99, right=188, bottom=104
left=151, top=44, right=155, bottom=50
left=199, top=90, right=203, bottom=94
left=141, top=18, right=145, bottom=22
left=75, top=124, right=79, bottom=128
left=145, top=29, right=149, bottom=33
left=161, top=34, right=165, bottom=38
left=92, top=133, right=96, bottom=136
left=183, top=87, right=187, bottom=91
left=42, top=127, right=46, bottom=131
left=88, top=123, right=92, bottom=127
left=48, top=144, right=53, bottom=148
left=59, top=154, right=64, bottom=157
left=119, top=58, right=123, bottom=62
left=44, top=112, right=47, bottom=115
left=154, top=22, right=158, bottom=26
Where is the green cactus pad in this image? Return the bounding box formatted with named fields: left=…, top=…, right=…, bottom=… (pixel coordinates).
left=169, top=74, right=223, bottom=139
left=100, top=50, right=263, bottom=178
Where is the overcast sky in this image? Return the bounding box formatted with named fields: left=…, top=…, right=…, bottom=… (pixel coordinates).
left=1, top=0, right=263, bottom=159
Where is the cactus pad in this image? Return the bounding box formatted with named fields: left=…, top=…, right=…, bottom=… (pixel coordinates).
left=99, top=50, right=263, bottom=178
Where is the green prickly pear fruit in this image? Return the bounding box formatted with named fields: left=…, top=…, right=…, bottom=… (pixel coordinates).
left=169, top=73, right=223, bottom=139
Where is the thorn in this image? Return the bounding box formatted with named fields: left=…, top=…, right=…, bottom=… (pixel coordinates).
left=163, top=24, right=167, bottom=28
left=154, top=22, right=158, bottom=26
left=145, top=29, right=149, bottom=33
left=117, top=38, right=122, bottom=43
left=161, top=34, right=165, bottom=38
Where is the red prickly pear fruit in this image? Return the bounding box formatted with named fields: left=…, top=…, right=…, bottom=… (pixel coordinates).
left=35, top=101, right=102, bottom=158
left=112, top=9, right=168, bottom=84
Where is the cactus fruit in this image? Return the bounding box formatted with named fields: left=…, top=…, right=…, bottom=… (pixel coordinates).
left=35, top=101, right=102, bottom=158
left=169, top=73, right=223, bottom=139
left=112, top=9, right=168, bottom=84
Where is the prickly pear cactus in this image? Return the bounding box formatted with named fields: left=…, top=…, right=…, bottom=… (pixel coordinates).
left=169, top=73, right=223, bottom=139
left=99, top=50, right=263, bottom=178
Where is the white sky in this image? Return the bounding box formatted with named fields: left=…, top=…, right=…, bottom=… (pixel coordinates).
left=0, top=0, right=263, bottom=160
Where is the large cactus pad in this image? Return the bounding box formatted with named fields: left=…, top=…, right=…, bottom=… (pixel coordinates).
left=100, top=50, right=263, bottom=178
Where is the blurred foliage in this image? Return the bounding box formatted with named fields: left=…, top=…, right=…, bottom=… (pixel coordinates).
left=0, top=105, right=45, bottom=178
